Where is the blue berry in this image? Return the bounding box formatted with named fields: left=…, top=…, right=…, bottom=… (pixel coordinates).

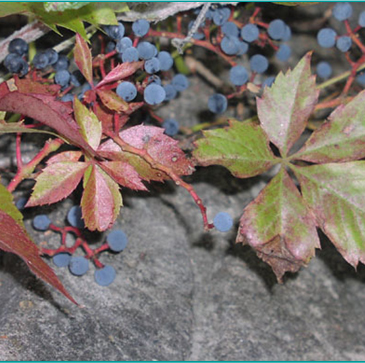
left=276, top=44, right=291, bottom=62
left=148, top=75, right=162, bottom=85
left=212, top=7, right=230, bottom=26
left=132, top=19, right=150, bottom=37
left=332, top=2, right=352, bottom=21
left=359, top=11, right=365, bottom=27
left=237, top=41, right=249, bottom=55
left=208, top=93, right=227, bottom=114
left=116, top=81, right=137, bottom=102
left=163, top=84, right=177, bottom=101
left=116, top=37, right=132, bottom=53
left=250, top=54, right=269, bottom=73
left=70, top=70, right=83, bottom=87
left=4, top=53, right=27, bottom=75
left=32, top=215, right=51, bottom=231
left=282, top=25, right=292, bottom=41
left=67, top=205, right=84, bottom=229
left=317, top=28, right=337, bottom=48
left=241, top=24, right=259, bottom=43
left=145, top=57, right=160, bottom=74
left=15, top=197, right=28, bottom=210
left=172, top=74, right=189, bottom=92
left=268, top=19, right=286, bottom=40
left=53, top=54, right=69, bottom=71
left=105, top=41, right=116, bottom=53
left=336, top=36, right=352, bottom=52
left=220, top=36, right=240, bottom=55
left=262, top=76, right=276, bottom=89
left=162, top=118, right=179, bottom=136
left=44, top=49, right=58, bottom=65
left=222, top=21, right=239, bottom=37
left=229, top=65, right=248, bottom=86
left=61, top=93, right=74, bottom=102
left=137, top=41, right=157, bottom=60
left=121, top=47, right=139, bottom=63
left=53, top=253, right=71, bottom=268
left=144, top=83, right=166, bottom=105
left=69, top=256, right=89, bottom=276
left=104, top=22, right=125, bottom=40
left=107, top=229, right=128, bottom=252
left=213, top=212, right=233, bottom=232
left=157, top=51, right=173, bottom=71
left=94, top=265, right=116, bottom=286
left=316, top=61, right=332, bottom=79
left=8, top=38, right=28, bottom=56
left=356, top=72, right=365, bottom=86
left=54, top=70, right=71, bottom=87
left=32, top=52, right=49, bottom=69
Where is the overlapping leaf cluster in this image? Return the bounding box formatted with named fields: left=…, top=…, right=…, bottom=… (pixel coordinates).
left=194, top=53, right=365, bottom=280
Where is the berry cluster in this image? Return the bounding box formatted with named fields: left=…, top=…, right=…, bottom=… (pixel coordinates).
left=315, top=2, right=365, bottom=83
left=28, top=204, right=129, bottom=287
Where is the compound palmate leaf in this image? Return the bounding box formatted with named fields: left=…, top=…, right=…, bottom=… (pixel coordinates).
left=236, top=167, right=320, bottom=281
left=0, top=184, right=76, bottom=304
left=194, top=51, right=365, bottom=281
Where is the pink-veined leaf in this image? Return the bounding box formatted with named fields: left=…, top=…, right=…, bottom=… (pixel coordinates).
left=73, top=97, right=102, bottom=150
left=74, top=33, right=93, bottom=85
left=98, top=125, right=195, bottom=179
left=0, top=184, right=76, bottom=304
left=0, top=79, right=96, bottom=156
left=295, top=91, right=365, bottom=163
left=236, top=167, right=320, bottom=281
left=46, top=150, right=83, bottom=164
left=81, top=165, right=122, bottom=231
left=26, top=162, right=89, bottom=207
left=96, top=61, right=144, bottom=88
left=99, top=160, right=147, bottom=191
left=257, top=52, right=318, bottom=157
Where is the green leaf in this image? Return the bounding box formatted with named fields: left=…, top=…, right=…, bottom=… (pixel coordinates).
left=193, top=120, right=277, bottom=178
left=292, top=161, right=365, bottom=268
left=74, top=34, right=93, bottom=85
left=236, top=168, right=320, bottom=281
left=257, top=52, right=318, bottom=157
left=44, top=2, right=90, bottom=12
left=74, top=97, right=102, bottom=150
left=295, top=91, right=365, bottom=163
left=81, top=165, right=122, bottom=231
left=0, top=183, right=24, bottom=227
left=0, top=3, right=29, bottom=17
left=26, top=161, right=89, bottom=207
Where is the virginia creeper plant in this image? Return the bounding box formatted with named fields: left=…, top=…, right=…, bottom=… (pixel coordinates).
left=1, top=2, right=365, bottom=303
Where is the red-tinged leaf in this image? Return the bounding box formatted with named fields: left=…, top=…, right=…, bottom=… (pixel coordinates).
left=47, top=151, right=83, bottom=164
left=0, top=210, right=77, bottom=304
left=292, top=161, right=365, bottom=268
left=193, top=120, right=277, bottom=178
left=96, top=89, right=129, bottom=112
left=96, top=61, right=144, bottom=88
left=257, top=52, right=318, bottom=157
left=236, top=168, right=320, bottom=281
left=81, top=165, right=122, bottom=231
left=0, top=184, right=76, bottom=304
left=94, top=103, right=116, bottom=133
left=295, top=91, right=365, bottom=163
left=99, top=160, right=147, bottom=191
left=6, top=78, right=60, bottom=95
left=98, top=125, right=195, bottom=179
left=0, top=80, right=96, bottom=156
left=74, top=97, right=102, bottom=150
left=124, top=101, right=144, bottom=115
left=26, top=162, right=89, bottom=207
left=74, top=33, right=93, bottom=85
